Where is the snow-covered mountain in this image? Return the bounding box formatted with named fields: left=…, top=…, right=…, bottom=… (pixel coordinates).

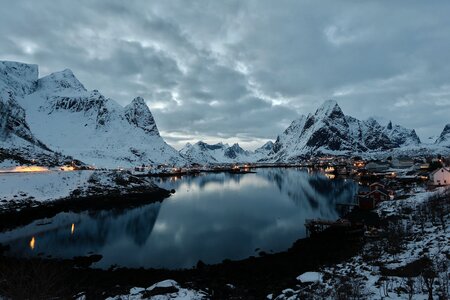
left=255, top=141, right=274, bottom=157
left=180, top=141, right=266, bottom=164
left=0, top=61, right=45, bottom=148
left=435, top=124, right=450, bottom=147
left=0, top=61, right=76, bottom=166
left=268, top=100, right=422, bottom=162
left=1, top=61, right=184, bottom=168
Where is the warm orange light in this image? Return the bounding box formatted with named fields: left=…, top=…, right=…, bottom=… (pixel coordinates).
left=29, top=236, right=35, bottom=250
left=1, top=166, right=50, bottom=173
left=325, top=166, right=335, bottom=173
left=71, top=223, right=75, bottom=235
left=61, top=166, right=75, bottom=171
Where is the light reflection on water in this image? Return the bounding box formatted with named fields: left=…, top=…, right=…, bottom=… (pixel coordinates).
left=0, top=168, right=357, bottom=269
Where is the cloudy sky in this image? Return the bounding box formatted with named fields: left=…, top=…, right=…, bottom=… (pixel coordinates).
left=1, top=1, right=449, bottom=149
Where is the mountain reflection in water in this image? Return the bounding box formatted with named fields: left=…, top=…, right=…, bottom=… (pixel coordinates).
left=0, top=168, right=357, bottom=269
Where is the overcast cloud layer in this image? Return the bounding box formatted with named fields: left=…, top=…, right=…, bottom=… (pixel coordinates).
left=1, top=0, right=449, bottom=149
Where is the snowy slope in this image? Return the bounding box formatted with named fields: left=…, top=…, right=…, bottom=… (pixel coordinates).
left=254, top=141, right=274, bottom=160
left=180, top=141, right=263, bottom=164
left=106, top=280, right=207, bottom=300
left=273, top=188, right=450, bottom=300
left=435, top=124, right=450, bottom=147
left=268, top=100, right=423, bottom=162
left=384, top=120, right=421, bottom=147
left=0, top=61, right=46, bottom=148
left=0, top=61, right=77, bottom=166
left=0, top=171, right=92, bottom=206
left=0, top=170, right=162, bottom=212
left=9, top=64, right=185, bottom=168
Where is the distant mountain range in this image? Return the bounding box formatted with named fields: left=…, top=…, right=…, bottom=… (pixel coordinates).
left=179, top=141, right=273, bottom=164
left=1, top=61, right=449, bottom=167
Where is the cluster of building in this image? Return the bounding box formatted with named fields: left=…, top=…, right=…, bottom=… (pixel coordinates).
left=303, top=155, right=450, bottom=210
left=306, top=155, right=449, bottom=186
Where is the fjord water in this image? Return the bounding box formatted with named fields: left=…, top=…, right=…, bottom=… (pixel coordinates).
left=0, top=168, right=357, bottom=269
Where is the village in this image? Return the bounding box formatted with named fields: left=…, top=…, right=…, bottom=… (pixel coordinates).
left=2, top=154, right=449, bottom=206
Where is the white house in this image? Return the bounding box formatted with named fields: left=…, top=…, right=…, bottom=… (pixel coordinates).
left=430, top=167, right=450, bottom=186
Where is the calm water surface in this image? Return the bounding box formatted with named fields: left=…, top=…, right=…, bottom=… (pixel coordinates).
left=0, top=168, right=357, bottom=269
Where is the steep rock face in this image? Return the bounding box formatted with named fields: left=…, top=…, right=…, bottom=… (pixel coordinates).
left=0, top=61, right=51, bottom=151
left=0, top=62, right=77, bottom=166
left=0, top=61, right=184, bottom=167
left=435, top=124, right=450, bottom=147
left=224, top=143, right=247, bottom=159
left=269, top=100, right=422, bottom=162
left=271, top=115, right=308, bottom=158
left=0, top=61, right=38, bottom=97
left=46, top=90, right=112, bottom=129
left=295, top=101, right=354, bottom=151
left=346, top=117, right=393, bottom=151
left=384, top=121, right=421, bottom=147
left=270, top=100, right=357, bottom=161
left=124, top=97, right=159, bottom=135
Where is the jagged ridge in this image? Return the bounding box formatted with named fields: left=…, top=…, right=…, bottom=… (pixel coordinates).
left=269, top=100, right=422, bottom=162
left=0, top=61, right=184, bottom=167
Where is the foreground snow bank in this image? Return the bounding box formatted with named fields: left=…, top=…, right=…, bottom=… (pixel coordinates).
left=273, top=188, right=450, bottom=300
left=296, top=272, right=323, bottom=283
left=0, top=170, right=161, bottom=212
left=105, top=280, right=208, bottom=300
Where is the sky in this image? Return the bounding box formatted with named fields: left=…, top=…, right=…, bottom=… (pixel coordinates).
left=1, top=0, right=449, bottom=150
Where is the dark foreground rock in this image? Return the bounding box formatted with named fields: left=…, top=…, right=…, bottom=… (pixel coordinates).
left=0, top=225, right=364, bottom=299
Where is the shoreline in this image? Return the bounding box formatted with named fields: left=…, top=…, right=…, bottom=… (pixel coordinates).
left=0, top=185, right=172, bottom=231
left=0, top=169, right=440, bottom=298
left=0, top=222, right=366, bottom=299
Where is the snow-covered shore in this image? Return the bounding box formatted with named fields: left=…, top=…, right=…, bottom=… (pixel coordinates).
left=0, top=170, right=166, bottom=213
left=272, top=188, right=450, bottom=300
left=102, top=280, right=208, bottom=300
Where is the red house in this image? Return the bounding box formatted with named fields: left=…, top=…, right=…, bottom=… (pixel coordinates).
left=358, top=182, right=394, bottom=210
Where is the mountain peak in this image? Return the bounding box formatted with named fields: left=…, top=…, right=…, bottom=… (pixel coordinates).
left=131, top=96, right=146, bottom=106
left=387, top=121, right=393, bottom=130
left=317, top=99, right=338, bottom=111
left=124, top=97, right=159, bottom=136
left=269, top=100, right=423, bottom=161
left=255, top=141, right=274, bottom=154
left=0, top=61, right=39, bottom=97
left=37, top=68, right=86, bottom=93
left=435, top=123, right=450, bottom=145
left=262, top=140, right=274, bottom=148
left=315, top=99, right=344, bottom=119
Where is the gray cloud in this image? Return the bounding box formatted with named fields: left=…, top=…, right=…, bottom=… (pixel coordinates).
left=1, top=0, right=449, bottom=149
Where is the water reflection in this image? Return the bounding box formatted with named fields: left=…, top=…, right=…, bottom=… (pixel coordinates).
left=29, top=236, right=35, bottom=250
left=0, top=168, right=357, bottom=269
